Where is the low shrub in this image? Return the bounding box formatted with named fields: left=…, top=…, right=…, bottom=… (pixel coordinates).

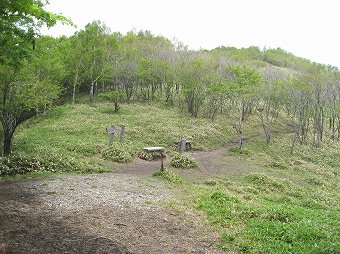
left=137, top=150, right=165, bottom=161
left=102, top=146, right=133, bottom=163
left=170, top=152, right=198, bottom=169
left=0, top=152, right=90, bottom=176
left=153, top=169, right=183, bottom=183
left=0, top=154, right=53, bottom=176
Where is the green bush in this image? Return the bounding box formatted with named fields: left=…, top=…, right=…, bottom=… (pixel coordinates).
left=102, top=146, right=133, bottom=163
left=0, top=154, right=53, bottom=176
left=153, top=169, right=183, bottom=183
left=170, top=152, right=198, bottom=169
left=137, top=150, right=165, bottom=161
left=0, top=153, right=90, bottom=176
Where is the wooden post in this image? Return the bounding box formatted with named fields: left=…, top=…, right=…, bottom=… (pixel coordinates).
left=119, top=125, right=125, bottom=144
left=161, top=155, right=164, bottom=171
left=179, top=138, right=186, bottom=153
left=107, top=124, right=125, bottom=146
left=106, top=124, right=115, bottom=146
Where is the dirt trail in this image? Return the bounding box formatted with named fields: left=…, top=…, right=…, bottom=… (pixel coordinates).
left=114, top=142, right=253, bottom=179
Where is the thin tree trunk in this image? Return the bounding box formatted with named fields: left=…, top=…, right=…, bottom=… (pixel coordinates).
left=291, top=131, right=298, bottom=155
left=72, top=72, right=78, bottom=104
left=239, top=133, right=243, bottom=152
left=90, top=81, right=95, bottom=103
left=2, top=118, right=17, bottom=156
left=264, top=125, right=271, bottom=144
left=3, top=129, right=14, bottom=156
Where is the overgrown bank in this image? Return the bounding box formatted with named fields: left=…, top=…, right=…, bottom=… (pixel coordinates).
left=162, top=135, right=339, bottom=253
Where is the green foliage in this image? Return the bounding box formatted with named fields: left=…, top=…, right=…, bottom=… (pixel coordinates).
left=196, top=176, right=339, bottom=253
left=97, top=91, right=124, bottom=111
left=102, top=145, right=133, bottom=163
left=153, top=169, right=183, bottom=184
left=177, top=55, right=216, bottom=117
left=0, top=152, right=92, bottom=176
left=137, top=150, right=164, bottom=161
left=228, top=146, right=250, bottom=155
left=0, top=0, right=68, bottom=154
left=0, top=61, right=62, bottom=155
left=0, top=0, right=71, bottom=65
left=244, top=173, right=293, bottom=193
left=98, top=91, right=125, bottom=101
left=170, top=152, right=198, bottom=169
left=16, top=77, right=61, bottom=111
left=227, top=65, right=262, bottom=94
left=0, top=154, right=53, bottom=176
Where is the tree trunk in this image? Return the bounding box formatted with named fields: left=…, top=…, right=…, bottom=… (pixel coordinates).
left=265, top=126, right=271, bottom=144
left=72, top=66, right=80, bottom=104
left=3, top=131, right=13, bottom=156
left=89, top=81, right=95, bottom=103
left=290, top=131, right=298, bottom=155
left=2, top=123, right=16, bottom=156
left=72, top=75, right=78, bottom=104
left=114, top=101, right=120, bottom=112
left=239, top=134, right=243, bottom=152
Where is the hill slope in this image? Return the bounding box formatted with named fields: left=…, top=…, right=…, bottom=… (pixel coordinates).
left=10, top=102, right=238, bottom=173
left=0, top=102, right=339, bottom=253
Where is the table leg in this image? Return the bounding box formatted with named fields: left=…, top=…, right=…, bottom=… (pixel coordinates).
left=161, top=156, right=164, bottom=171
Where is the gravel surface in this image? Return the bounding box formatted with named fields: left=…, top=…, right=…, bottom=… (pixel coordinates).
left=0, top=172, right=222, bottom=254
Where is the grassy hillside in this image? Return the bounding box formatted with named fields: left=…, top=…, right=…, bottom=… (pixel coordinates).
left=7, top=102, right=240, bottom=173
left=182, top=136, right=340, bottom=253
left=2, top=102, right=339, bottom=253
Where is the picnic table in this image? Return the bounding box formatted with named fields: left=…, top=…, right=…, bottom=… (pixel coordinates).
left=143, top=146, right=165, bottom=171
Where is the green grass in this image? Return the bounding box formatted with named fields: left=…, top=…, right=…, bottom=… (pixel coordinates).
left=194, top=175, right=339, bottom=253
left=2, top=101, right=339, bottom=253
left=153, top=169, right=183, bottom=184
left=168, top=133, right=340, bottom=253
left=8, top=102, right=235, bottom=173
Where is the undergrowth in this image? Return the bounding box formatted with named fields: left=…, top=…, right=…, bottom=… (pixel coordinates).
left=153, top=169, right=183, bottom=184
left=195, top=174, right=339, bottom=253
left=170, top=152, right=198, bottom=169
left=138, top=150, right=165, bottom=161
left=175, top=133, right=340, bottom=254
left=102, top=145, right=133, bottom=163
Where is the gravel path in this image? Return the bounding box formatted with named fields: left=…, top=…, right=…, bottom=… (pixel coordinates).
left=0, top=172, right=222, bottom=254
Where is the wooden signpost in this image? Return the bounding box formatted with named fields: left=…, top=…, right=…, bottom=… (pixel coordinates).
left=106, top=124, right=125, bottom=145
left=175, top=138, right=192, bottom=153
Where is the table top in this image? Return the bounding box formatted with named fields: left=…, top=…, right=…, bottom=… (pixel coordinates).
left=143, top=146, right=165, bottom=151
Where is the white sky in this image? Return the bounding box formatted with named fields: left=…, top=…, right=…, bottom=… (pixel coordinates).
left=42, top=0, right=340, bottom=68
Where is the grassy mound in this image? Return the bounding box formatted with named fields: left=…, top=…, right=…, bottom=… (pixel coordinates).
left=6, top=102, right=236, bottom=174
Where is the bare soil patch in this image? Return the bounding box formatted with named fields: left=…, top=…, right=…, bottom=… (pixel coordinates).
left=115, top=142, right=261, bottom=179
